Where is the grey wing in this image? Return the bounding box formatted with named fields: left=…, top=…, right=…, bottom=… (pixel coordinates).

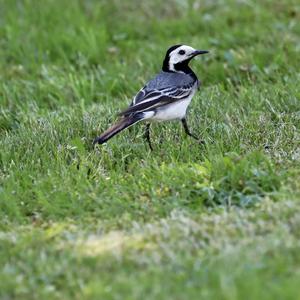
left=131, top=71, right=196, bottom=105
left=119, top=82, right=194, bottom=117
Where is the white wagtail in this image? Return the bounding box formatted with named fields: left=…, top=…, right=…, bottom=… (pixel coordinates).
left=93, top=44, right=209, bottom=150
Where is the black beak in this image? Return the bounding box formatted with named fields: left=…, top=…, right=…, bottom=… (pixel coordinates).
left=192, top=50, right=209, bottom=56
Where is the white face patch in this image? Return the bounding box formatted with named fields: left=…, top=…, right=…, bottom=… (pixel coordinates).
left=168, top=45, right=196, bottom=72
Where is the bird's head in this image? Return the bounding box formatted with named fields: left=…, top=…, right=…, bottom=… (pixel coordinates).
left=162, top=44, right=208, bottom=73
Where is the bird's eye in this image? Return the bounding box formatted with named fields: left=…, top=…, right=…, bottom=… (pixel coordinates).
left=178, top=50, right=185, bottom=55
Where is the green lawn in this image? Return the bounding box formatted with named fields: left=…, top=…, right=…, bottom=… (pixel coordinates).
left=0, top=0, right=300, bottom=299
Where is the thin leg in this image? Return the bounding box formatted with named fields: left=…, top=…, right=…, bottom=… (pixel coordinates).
left=181, top=118, right=204, bottom=144
left=144, top=123, right=153, bottom=151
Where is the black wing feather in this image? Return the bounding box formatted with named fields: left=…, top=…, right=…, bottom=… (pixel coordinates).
left=119, top=95, right=175, bottom=116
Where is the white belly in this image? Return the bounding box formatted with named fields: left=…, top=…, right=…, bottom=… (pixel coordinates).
left=151, top=92, right=195, bottom=121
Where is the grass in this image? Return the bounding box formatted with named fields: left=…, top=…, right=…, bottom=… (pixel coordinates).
left=0, top=0, right=299, bottom=299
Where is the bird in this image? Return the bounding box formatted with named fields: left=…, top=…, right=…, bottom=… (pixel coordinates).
left=93, top=44, right=209, bottom=150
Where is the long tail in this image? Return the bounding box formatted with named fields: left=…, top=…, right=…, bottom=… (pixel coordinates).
left=93, top=113, right=144, bottom=145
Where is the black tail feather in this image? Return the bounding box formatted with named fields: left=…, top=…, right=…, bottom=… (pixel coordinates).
left=93, top=114, right=143, bottom=145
